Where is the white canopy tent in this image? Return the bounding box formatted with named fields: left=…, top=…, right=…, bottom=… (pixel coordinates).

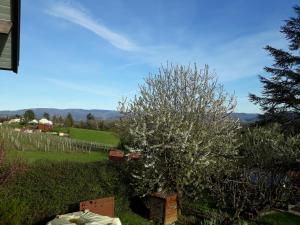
left=38, top=118, right=53, bottom=125
left=28, top=119, right=38, bottom=124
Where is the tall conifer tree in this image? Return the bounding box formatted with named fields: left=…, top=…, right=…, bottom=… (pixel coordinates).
left=249, top=6, right=300, bottom=120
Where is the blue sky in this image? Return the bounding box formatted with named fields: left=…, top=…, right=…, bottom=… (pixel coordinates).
left=0, top=0, right=298, bottom=113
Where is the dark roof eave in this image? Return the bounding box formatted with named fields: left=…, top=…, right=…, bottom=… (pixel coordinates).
left=11, top=0, right=20, bottom=73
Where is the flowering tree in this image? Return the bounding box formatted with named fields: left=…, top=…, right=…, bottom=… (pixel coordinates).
left=119, top=64, right=240, bottom=213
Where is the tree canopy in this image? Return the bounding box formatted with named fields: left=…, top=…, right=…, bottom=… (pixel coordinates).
left=64, top=113, right=74, bottom=127
left=43, top=112, right=50, bottom=120
left=119, top=64, right=240, bottom=213
left=23, top=110, right=35, bottom=122
left=86, top=113, right=95, bottom=121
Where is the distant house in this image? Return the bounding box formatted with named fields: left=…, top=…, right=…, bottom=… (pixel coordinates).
left=0, top=0, right=20, bottom=73
left=28, top=119, right=38, bottom=125
left=38, top=118, right=53, bottom=132
left=8, top=118, right=20, bottom=124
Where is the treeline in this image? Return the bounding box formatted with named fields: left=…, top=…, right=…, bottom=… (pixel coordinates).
left=0, top=110, right=118, bottom=131
left=52, top=112, right=117, bottom=131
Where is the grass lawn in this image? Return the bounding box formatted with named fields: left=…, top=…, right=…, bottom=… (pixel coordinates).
left=258, top=212, right=300, bottom=225
left=54, top=127, right=120, bottom=146
left=69, top=128, right=119, bottom=146
left=118, top=211, right=155, bottom=225
left=7, top=150, right=107, bottom=163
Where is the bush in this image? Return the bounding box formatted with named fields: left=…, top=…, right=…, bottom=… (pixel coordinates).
left=239, top=124, right=300, bottom=169
left=0, top=160, right=128, bottom=225
left=205, top=125, right=299, bottom=221
left=0, top=199, right=27, bottom=225
left=52, top=126, right=70, bottom=134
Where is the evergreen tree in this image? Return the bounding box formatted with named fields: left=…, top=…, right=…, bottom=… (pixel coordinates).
left=52, top=115, right=57, bottom=123
left=86, top=113, right=95, bottom=121
left=23, top=110, right=35, bottom=122
left=249, top=5, right=300, bottom=120
left=86, top=113, right=98, bottom=129
left=64, top=113, right=74, bottom=127
left=58, top=116, right=64, bottom=124
left=43, top=112, right=50, bottom=120
left=79, top=120, right=86, bottom=129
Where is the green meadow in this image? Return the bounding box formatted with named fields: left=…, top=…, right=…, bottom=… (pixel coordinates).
left=53, top=127, right=120, bottom=147
left=69, top=128, right=120, bottom=146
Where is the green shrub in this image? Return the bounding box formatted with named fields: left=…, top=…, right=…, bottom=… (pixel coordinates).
left=204, top=125, right=299, bottom=221
left=0, top=160, right=128, bottom=225
left=239, top=124, right=300, bottom=169
left=0, top=198, right=27, bottom=225
left=200, top=219, right=218, bottom=225
left=257, top=212, right=300, bottom=225
left=52, top=126, right=70, bottom=134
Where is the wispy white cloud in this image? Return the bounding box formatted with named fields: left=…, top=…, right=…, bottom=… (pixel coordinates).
left=206, top=30, right=286, bottom=81
left=45, top=78, right=120, bottom=98
left=46, top=2, right=285, bottom=82
left=46, top=2, right=139, bottom=51
left=125, top=30, right=285, bottom=81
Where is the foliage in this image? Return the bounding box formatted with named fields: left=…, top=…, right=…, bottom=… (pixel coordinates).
left=0, top=142, right=27, bottom=225
left=0, top=199, right=27, bottom=225
left=253, top=112, right=300, bottom=135
left=249, top=5, right=300, bottom=123
left=0, top=160, right=127, bottom=225
left=52, top=125, right=70, bottom=134
left=115, top=117, right=135, bottom=150
left=43, top=112, right=50, bottom=120
left=0, top=117, right=9, bottom=123
left=199, top=219, right=220, bottom=225
left=206, top=125, right=299, bottom=220
left=257, top=212, right=300, bottom=225
left=119, top=63, right=240, bottom=213
left=64, top=113, right=74, bottom=127
left=7, top=150, right=107, bottom=163
left=0, top=141, right=5, bottom=183
left=75, top=118, right=117, bottom=132
left=0, top=141, right=26, bottom=185
left=177, top=215, right=198, bottom=225
left=23, top=109, right=35, bottom=122
left=181, top=198, right=218, bottom=220
left=52, top=115, right=64, bottom=125
left=85, top=113, right=98, bottom=129
left=117, top=211, right=155, bottom=225
left=86, top=113, right=95, bottom=121
left=239, top=124, right=300, bottom=168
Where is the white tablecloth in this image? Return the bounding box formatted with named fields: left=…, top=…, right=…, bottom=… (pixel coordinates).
left=47, top=211, right=122, bottom=225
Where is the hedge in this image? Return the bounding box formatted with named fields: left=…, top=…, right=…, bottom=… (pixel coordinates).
left=0, top=160, right=129, bottom=225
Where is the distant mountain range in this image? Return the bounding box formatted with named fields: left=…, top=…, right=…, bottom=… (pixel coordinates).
left=0, top=108, right=121, bottom=121
left=0, top=108, right=260, bottom=123
left=231, top=113, right=260, bottom=123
